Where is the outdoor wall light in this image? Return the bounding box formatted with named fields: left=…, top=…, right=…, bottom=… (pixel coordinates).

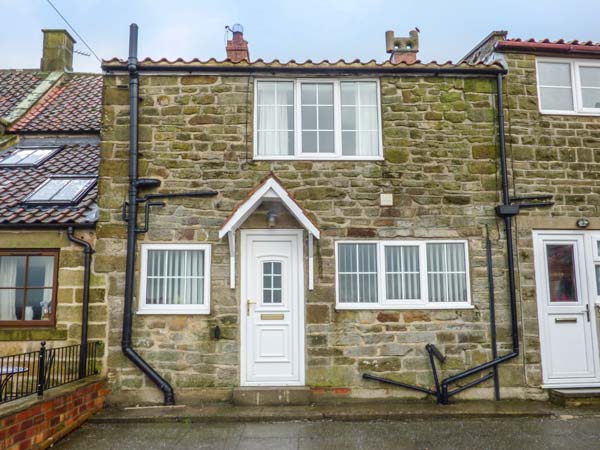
left=576, top=217, right=590, bottom=228
left=267, top=210, right=278, bottom=228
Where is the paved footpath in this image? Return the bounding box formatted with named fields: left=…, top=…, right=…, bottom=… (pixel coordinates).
left=54, top=415, right=600, bottom=450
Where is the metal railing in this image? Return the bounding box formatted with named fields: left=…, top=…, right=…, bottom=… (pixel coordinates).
left=0, top=341, right=99, bottom=404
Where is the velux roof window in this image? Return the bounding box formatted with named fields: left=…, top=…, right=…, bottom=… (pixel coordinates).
left=0, top=146, right=61, bottom=167
left=24, top=176, right=96, bottom=205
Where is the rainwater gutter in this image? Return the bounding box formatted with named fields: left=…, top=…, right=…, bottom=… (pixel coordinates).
left=122, top=23, right=175, bottom=406
left=67, top=227, right=93, bottom=379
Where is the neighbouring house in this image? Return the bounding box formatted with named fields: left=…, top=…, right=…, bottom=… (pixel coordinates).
left=463, top=33, right=600, bottom=397
left=0, top=30, right=104, bottom=362
left=99, top=25, right=528, bottom=405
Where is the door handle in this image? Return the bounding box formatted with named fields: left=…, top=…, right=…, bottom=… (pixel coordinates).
left=246, top=299, right=256, bottom=316
left=586, top=304, right=591, bottom=322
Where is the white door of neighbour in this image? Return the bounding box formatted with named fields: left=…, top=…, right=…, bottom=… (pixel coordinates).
left=241, top=230, right=305, bottom=386
left=533, top=232, right=600, bottom=387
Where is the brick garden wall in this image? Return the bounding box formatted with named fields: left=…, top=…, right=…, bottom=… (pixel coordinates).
left=0, top=378, right=108, bottom=450
left=98, top=71, right=537, bottom=403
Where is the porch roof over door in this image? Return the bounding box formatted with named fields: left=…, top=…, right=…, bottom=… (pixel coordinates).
left=219, top=174, right=320, bottom=290
left=218, top=174, right=321, bottom=240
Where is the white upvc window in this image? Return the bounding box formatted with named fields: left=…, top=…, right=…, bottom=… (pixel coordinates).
left=138, top=244, right=211, bottom=314
left=536, top=58, right=600, bottom=115
left=335, top=240, right=472, bottom=310
left=254, top=79, right=383, bottom=160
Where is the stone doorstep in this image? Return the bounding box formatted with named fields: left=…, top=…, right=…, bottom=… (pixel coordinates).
left=89, top=400, right=561, bottom=424
left=549, top=389, right=600, bottom=407
left=232, top=387, right=311, bottom=406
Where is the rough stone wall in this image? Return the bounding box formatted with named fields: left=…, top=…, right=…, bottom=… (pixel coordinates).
left=0, top=230, right=106, bottom=373
left=98, top=71, right=534, bottom=403
left=503, top=52, right=600, bottom=388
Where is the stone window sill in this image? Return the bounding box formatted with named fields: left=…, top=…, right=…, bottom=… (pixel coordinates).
left=0, top=328, right=67, bottom=341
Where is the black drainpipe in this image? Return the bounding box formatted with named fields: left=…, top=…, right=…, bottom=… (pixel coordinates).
left=122, top=23, right=175, bottom=405
left=438, top=72, right=519, bottom=404
left=67, top=227, right=94, bottom=379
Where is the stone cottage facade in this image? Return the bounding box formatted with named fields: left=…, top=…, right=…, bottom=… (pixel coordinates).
left=98, top=27, right=534, bottom=404
left=464, top=33, right=600, bottom=394
left=0, top=30, right=104, bottom=361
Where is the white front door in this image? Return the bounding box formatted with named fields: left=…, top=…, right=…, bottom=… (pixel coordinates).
left=533, top=231, right=600, bottom=387
left=240, top=229, right=305, bottom=386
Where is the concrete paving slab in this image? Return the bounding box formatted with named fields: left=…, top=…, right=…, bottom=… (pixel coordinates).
left=54, top=417, right=600, bottom=450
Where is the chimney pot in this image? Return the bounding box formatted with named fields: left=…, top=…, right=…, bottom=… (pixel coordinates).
left=41, top=29, right=76, bottom=72
left=386, top=29, right=419, bottom=64
left=226, top=24, right=249, bottom=62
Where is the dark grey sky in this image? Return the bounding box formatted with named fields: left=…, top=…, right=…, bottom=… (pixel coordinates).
left=2, top=0, right=600, bottom=72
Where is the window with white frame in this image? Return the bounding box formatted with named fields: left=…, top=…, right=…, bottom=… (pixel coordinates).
left=255, top=79, right=382, bottom=159
left=336, top=240, right=471, bottom=309
left=138, top=244, right=211, bottom=314
left=537, top=58, right=600, bottom=115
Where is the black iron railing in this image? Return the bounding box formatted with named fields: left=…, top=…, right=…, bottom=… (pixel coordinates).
left=0, top=341, right=99, bottom=404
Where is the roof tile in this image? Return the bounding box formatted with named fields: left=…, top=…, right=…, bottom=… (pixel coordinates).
left=0, top=71, right=47, bottom=118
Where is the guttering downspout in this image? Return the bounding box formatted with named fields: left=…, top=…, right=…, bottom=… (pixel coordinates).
left=67, top=227, right=94, bottom=379
left=438, top=72, right=519, bottom=403
left=122, top=23, right=175, bottom=405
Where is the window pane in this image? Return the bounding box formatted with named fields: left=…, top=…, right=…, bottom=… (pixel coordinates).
left=302, top=131, right=318, bottom=152
left=257, top=81, right=276, bottom=105
left=341, top=83, right=357, bottom=105
left=27, top=256, right=54, bottom=287
left=0, top=150, right=34, bottom=165
left=580, top=66, right=600, bottom=88
left=342, top=107, right=357, bottom=129
left=546, top=244, right=577, bottom=302
left=0, top=289, right=21, bottom=321
left=0, top=256, right=26, bottom=287
left=318, top=84, right=333, bottom=104
left=25, top=288, right=52, bottom=320
left=301, top=83, right=317, bottom=104
left=359, top=82, right=377, bottom=105
left=186, top=277, right=204, bottom=304
left=538, top=62, right=572, bottom=87
left=342, top=132, right=356, bottom=156
left=581, top=88, right=600, bottom=109
left=52, top=179, right=91, bottom=201
left=385, top=246, right=420, bottom=301
left=338, top=243, right=377, bottom=303
left=318, top=106, right=334, bottom=129
left=302, top=106, right=317, bottom=129
left=256, top=82, right=294, bottom=156
left=319, top=131, right=335, bottom=153
left=427, top=243, right=468, bottom=303
left=596, top=265, right=600, bottom=296
left=539, top=87, right=574, bottom=111
left=145, top=248, right=206, bottom=306
left=276, top=82, right=294, bottom=104
left=28, top=179, right=68, bottom=201
left=357, top=131, right=378, bottom=156
left=18, top=149, right=53, bottom=165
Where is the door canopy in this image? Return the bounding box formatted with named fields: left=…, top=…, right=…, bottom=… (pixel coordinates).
left=219, top=174, right=320, bottom=289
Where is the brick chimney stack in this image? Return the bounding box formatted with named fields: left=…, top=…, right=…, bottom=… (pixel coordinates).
left=226, top=24, right=249, bottom=62
left=386, top=29, right=419, bottom=64
left=41, top=29, right=76, bottom=72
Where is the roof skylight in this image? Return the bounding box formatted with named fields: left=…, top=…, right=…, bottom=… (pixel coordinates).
left=0, top=146, right=61, bottom=167
left=24, top=176, right=96, bottom=204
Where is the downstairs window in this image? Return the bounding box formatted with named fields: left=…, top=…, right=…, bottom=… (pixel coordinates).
left=138, top=244, right=211, bottom=314
left=336, top=240, right=471, bottom=309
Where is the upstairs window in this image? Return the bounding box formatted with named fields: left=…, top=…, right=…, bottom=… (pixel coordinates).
left=537, top=59, right=600, bottom=115
left=24, top=176, right=95, bottom=205
left=336, top=240, right=471, bottom=310
left=255, top=79, right=382, bottom=160
left=0, top=146, right=60, bottom=168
